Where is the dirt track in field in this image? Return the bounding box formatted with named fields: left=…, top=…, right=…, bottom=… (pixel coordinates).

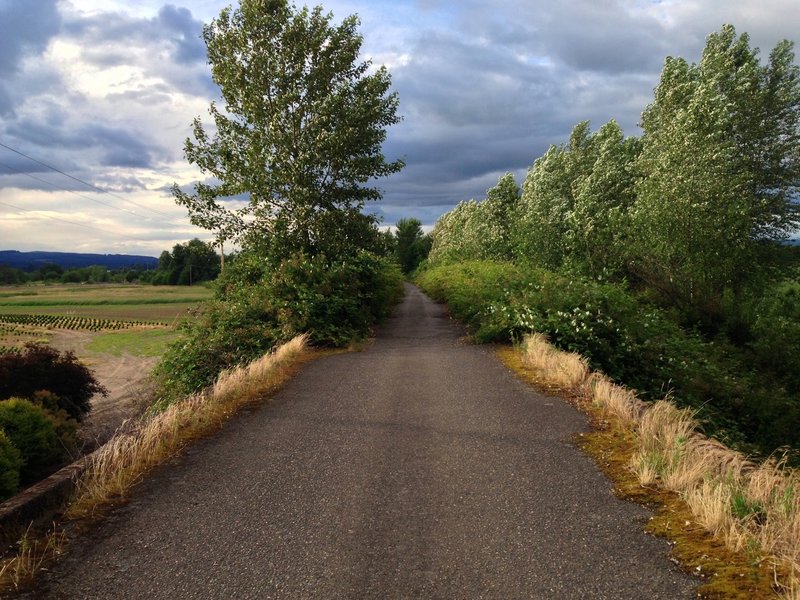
left=47, top=330, right=155, bottom=444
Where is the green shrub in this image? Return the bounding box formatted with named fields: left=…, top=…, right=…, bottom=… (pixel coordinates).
left=417, top=260, right=800, bottom=456
left=0, top=343, right=107, bottom=420
left=30, top=390, right=80, bottom=455
left=0, top=398, right=68, bottom=484
left=748, top=281, right=800, bottom=392
left=417, top=261, right=525, bottom=327
left=154, top=250, right=403, bottom=405
left=0, top=429, right=22, bottom=501
left=153, top=296, right=282, bottom=405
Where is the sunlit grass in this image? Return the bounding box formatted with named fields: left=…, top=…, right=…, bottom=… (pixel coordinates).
left=516, top=332, right=800, bottom=598
left=0, top=284, right=212, bottom=322
left=67, top=334, right=309, bottom=519
left=85, top=329, right=181, bottom=357
left=0, top=283, right=212, bottom=303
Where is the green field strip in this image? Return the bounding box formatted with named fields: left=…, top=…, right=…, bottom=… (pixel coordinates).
left=0, top=298, right=207, bottom=306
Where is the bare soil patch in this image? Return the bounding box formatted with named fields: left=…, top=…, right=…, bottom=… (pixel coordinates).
left=47, top=330, right=156, bottom=447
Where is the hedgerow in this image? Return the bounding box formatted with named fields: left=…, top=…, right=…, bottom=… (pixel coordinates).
left=418, top=261, right=800, bottom=455
left=153, top=251, right=403, bottom=406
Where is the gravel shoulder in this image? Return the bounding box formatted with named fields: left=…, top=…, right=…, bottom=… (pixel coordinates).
left=34, top=284, right=698, bottom=599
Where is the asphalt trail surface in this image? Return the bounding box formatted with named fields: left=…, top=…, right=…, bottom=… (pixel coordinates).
left=37, top=284, right=697, bottom=599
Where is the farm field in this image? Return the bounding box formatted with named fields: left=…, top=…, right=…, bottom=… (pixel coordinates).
left=0, top=283, right=212, bottom=440
left=0, top=283, right=211, bottom=322
left=0, top=283, right=212, bottom=349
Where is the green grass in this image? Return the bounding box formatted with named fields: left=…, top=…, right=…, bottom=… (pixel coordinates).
left=0, top=284, right=210, bottom=352
left=0, top=284, right=212, bottom=305
left=0, top=284, right=211, bottom=322
left=86, top=329, right=182, bottom=357
left=0, top=298, right=208, bottom=306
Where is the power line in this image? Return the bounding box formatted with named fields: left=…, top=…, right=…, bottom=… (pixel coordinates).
left=0, top=140, right=176, bottom=218
left=0, top=199, right=177, bottom=242
left=0, top=159, right=191, bottom=230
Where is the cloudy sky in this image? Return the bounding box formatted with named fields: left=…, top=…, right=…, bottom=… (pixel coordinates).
left=1, top=0, right=799, bottom=256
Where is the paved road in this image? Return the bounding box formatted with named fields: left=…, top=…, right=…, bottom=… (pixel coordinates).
left=36, top=285, right=697, bottom=599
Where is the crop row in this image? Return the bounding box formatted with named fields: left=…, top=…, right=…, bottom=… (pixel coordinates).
left=0, top=326, right=31, bottom=337
left=0, top=313, right=167, bottom=331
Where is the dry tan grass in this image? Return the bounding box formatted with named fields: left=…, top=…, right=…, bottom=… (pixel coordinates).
left=0, top=526, right=65, bottom=592
left=67, top=334, right=308, bottom=519
left=631, top=400, right=700, bottom=489
left=632, top=399, right=800, bottom=593
left=517, top=332, right=800, bottom=597
left=586, top=374, right=646, bottom=426
left=522, top=333, right=590, bottom=391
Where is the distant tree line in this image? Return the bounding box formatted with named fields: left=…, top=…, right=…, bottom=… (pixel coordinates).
left=0, top=239, right=221, bottom=286
left=152, top=238, right=221, bottom=285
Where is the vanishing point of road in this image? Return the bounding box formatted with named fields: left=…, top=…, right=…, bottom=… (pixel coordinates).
left=37, top=284, right=697, bottom=599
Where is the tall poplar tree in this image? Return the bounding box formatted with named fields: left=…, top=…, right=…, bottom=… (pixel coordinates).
left=631, top=25, right=800, bottom=309
left=173, top=0, right=403, bottom=258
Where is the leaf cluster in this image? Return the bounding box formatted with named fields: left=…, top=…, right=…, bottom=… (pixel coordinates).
left=0, top=343, right=107, bottom=421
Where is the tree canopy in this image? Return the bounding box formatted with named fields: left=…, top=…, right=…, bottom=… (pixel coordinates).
left=393, top=218, right=431, bottom=274
left=154, top=238, right=220, bottom=285
left=430, top=24, right=800, bottom=319
left=631, top=25, right=800, bottom=307
left=173, top=0, right=403, bottom=259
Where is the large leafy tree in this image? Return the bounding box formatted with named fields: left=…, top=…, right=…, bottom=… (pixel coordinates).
left=428, top=174, right=519, bottom=265
left=393, top=218, right=431, bottom=274
left=512, top=122, right=596, bottom=270
left=631, top=25, right=800, bottom=310
left=512, top=121, right=638, bottom=276
left=567, top=121, right=640, bottom=277
left=156, top=238, right=221, bottom=285
left=483, top=172, right=520, bottom=260
left=173, top=0, right=403, bottom=258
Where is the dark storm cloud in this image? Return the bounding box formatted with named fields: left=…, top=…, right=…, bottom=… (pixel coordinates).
left=511, top=0, right=670, bottom=74
left=0, top=0, right=61, bottom=76
left=373, top=7, right=654, bottom=217
left=158, top=4, right=208, bottom=64
left=6, top=119, right=160, bottom=169
left=0, top=87, right=13, bottom=117
left=0, top=0, right=62, bottom=116
left=364, top=0, right=722, bottom=222
left=0, top=153, right=56, bottom=177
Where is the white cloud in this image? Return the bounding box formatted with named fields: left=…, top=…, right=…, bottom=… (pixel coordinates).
left=0, top=0, right=798, bottom=252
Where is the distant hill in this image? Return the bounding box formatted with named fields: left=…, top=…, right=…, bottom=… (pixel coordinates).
left=0, top=250, right=158, bottom=272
